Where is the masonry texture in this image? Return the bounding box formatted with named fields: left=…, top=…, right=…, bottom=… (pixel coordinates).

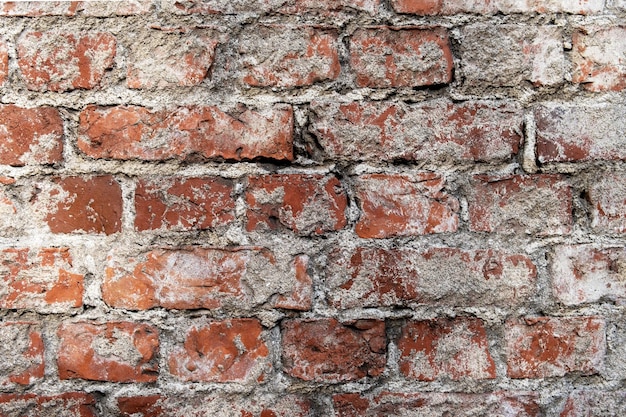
left=0, top=0, right=624, bottom=416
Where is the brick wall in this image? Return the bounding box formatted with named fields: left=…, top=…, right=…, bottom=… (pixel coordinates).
left=0, top=0, right=625, bottom=415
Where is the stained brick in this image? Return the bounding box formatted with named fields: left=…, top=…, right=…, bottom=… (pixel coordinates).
left=0, top=248, right=84, bottom=311
left=0, top=322, right=44, bottom=386
left=551, top=245, right=626, bottom=305
left=355, top=173, right=459, bottom=238
left=572, top=27, right=626, bottom=92
left=468, top=174, right=572, bottom=235
left=506, top=317, right=605, bottom=378
left=398, top=318, right=495, bottom=381
left=103, top=247, right=311, bottom=311
left=588, top=173, right=626, bottom=233
left=0, top=39, right=7, bottom=86
left=135, top=177, right=235, bottom=231
left=0, top=393, right=97, bottom=417
left=78, top=104, right=293, bottom=162
left=168, top=319, right=270, bottom=382
left=327, top=247, right=536, bottom=308
left=461, top=25, right=564, bottom=87
left=240, top=25, right=340, bottom=87
left=282, top=318, right=386, bottom=382
left=17, top=32, right=116, bottom=92
left=310, top=100, right=523, bottom=163
left=350, top=27, right=453, bottom=88
left=127, top=30, right=218, bottom=89
left=245, top=174, right=347, bottom=235
left=333, top=392, right=540, bottom=416
left=536, top=103, right=626, bottom=163
left=0, top=105, right=64, bottom=167
left=57, top=321, right=159, bottom=383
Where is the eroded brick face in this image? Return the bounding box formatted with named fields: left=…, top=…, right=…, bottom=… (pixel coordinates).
left=0, top=39, right=7, bottom=86
left=78, top=105, right=294, bottom=162
left=560, top=391, right=626, bottom=417
left=0, top=393, right=97, bottom=417
left=57, top=321, right=159, bottom=383
left=572, top=27, right=626, bottom=92
left=17, top=32, right=116, bottom=92
left=282, top=318, right=386, bottom=382
left=163, top=0, right=379, bottom=15
left=0, top=322, right=44, bottom=386
left=350, top=27, right=453, bottom=87
left=168, top=319, right=270, bottom=382
left=587, top=173, right=626, bottom=233
left=390, top=0, right=604, bottom=14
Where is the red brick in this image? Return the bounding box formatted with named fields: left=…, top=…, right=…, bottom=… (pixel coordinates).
left=506, top=317, right=605, bottom=378
left=310, top=100, right=523, bottom=163
left=0, top=322, right=44, bottom=386
left=135, top=177, right=235, bottom=231
left=0, top=40, right=7, bottom=86
left=560, top=391, right=626, bottom=416
left=350, top=27, right=453, bottom=88
left=588, top=173, right=626, bottom=233
left=103, top=247, right=311, bottom=311
left=164, top=0, right=379, bottom=15
left=118, top=394, right=312, bottom=417
left=468, top=174, right=572, bottom=235
left=127, top=30, right=218, bottom=89
left=0, top=393, right=96, bottom=417
left=536, top=103, right=626, bottom=163
left=282, top=318, right=386, bottom=382
left=168, top=319, right=270, bottom=382
left=355, top=173, right=459, bottom=238
left=245, top=174, right=347, bottom=235
left=333, top=392, right=540, bottom=416
left=0, top=248, right=84, bottom=311
left=78, top=104, right=293, bottom=162
left=57, top=321, right=159, bottom=383
left=398, top=318, right=495, bottom=381
left=390, top=0, right=603, bottom=14
left=241, top=26, right=340, bottom=87
left=461, top=25, right=564, bottom=87
left=37, top=176, right=122, bottom=235
left=0, top=105, right=64, bottom=167
left=17, top=32, right=116, bottom=92
left=551, top=245, right=626, bottom=306
left=327, top=247, right=536, bottom=308
left=0, top=1, right=80, bottom=16
left=573, top=27, right=626, bottom=92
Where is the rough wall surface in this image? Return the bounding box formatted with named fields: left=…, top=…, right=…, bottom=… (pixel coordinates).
left=0, top=0, right=624, bottom=416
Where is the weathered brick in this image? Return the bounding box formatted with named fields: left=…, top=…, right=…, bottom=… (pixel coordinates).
left=0, top=248, right=84, bottom=311
left=168, top=319, right=270, bottom=382
left=461, top=25, right=564, bottom=87
left=36, top=176, right=123, bottom=235
left=78, top=104, right=293, bottom=162
left=282, top=318, right=386, bottom=382
left=127, top=30, right=218, bottom=89
left=245, top=174, right=347, bottom=235
left=0, top=105, right=64, bottom=167
left=560, top=391, right=626, bottom=416
left=103, top=247, right=311, bottom=311
left=355, top=173, right=459, bottom=238
left=506, top=317, right=605, bottom=378
left=398, top=318, right=495, bottom=381
left=588, top=172, right=626, bottom=233
left=572, top=27, right=626, bottom=91
left=391, top=0, right=604, bottom=14
left=350, top=27, right=453, bottom=88
left=118, top=394, right=313, bottom=417
left=57, top=321, right=159, bottom=383
left=0, top=1, right=80, bottom=16
left=240, top=25, right=340, bottom=87
left=310, top=100, right=523, bottom=163
left=0, top=39, right=7, bottom=86
left=0, top=322, right=44, bottom=386
left=163, top=0, right=379, bottom=15
left=551, top=245, right=626, bottom=306
left=17, top=32, right=116, bottom=92
left=0, top=393, right=97, bottom=417
left=536, top=103, right=626, bottom=163
left=135, top=177, right=235, bottom=231
left=333, top=392, right=540, bottom=416
left=327, top=247, right=536, bottom=308
left=468, top=174, right=572, bottom=235
left=79, top=0, right=153, bottom=16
